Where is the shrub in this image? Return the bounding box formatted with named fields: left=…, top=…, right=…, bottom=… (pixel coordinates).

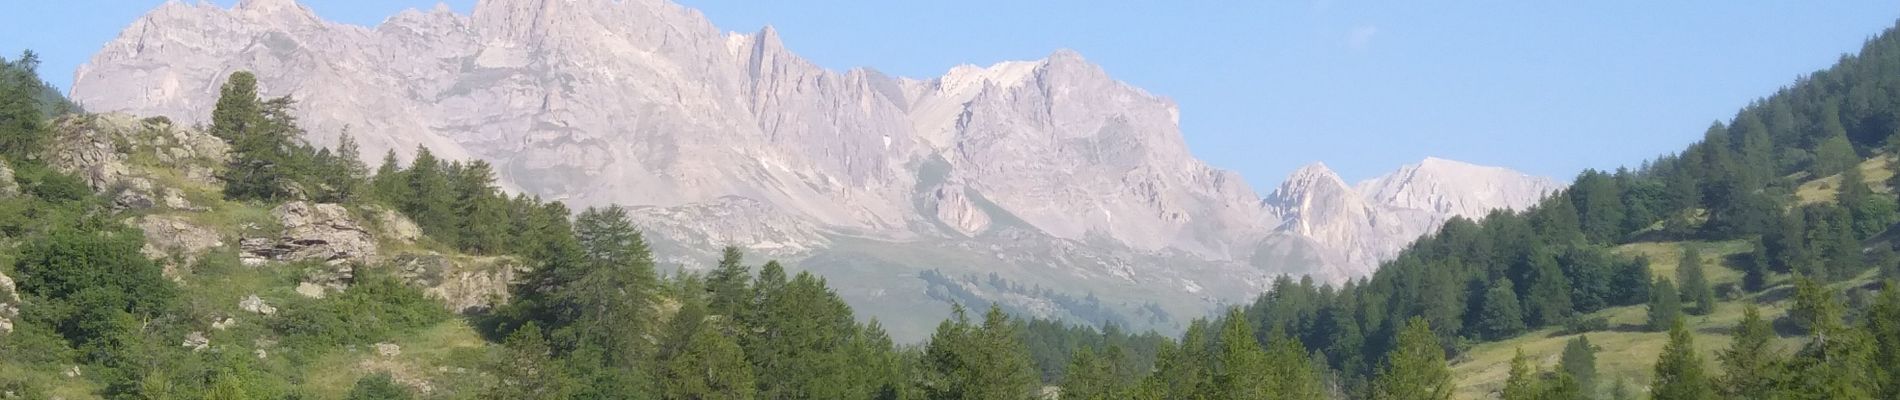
left=1557, top=316, right=1611, bottom=335
left=270, top=269, right=447, bottom=351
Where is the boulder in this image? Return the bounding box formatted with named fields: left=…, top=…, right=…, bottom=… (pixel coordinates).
left=392, top=253, right=521, bottom=314
left=183, top=331, right=210, bottom=352
left=130, top=215, right=224, bottom=278
left=160, top=187, right=194, bottom=209
left=110, top=177, right=159, bottom=210
left=211, top=316, right=237, bottom=331
left=295, top=282, right=328, bottom=299
left=0, top=272, right=17, bottom=336
left=374, top=342, right=401, bottom=357
left=239, top=295, right=276, bottom=315
left=0, top=160, right=17, bottom=199
left=371, top=207, right=423, bottom=244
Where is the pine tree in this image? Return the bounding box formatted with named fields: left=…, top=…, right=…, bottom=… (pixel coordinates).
left=1743, top=238, right=1771, bottom=292
left=1264, top=332, right=1326, bottom=400
left=453, top=160, right=508, bottom=253
left=1062, top=347, right=1114, bottom=400
left=213, top=71, right=302, bottom=201
left=1478, top=279, right=1526, bottom=340
left=1789, top=275, right=1840, bottom=335
left=1816, top=206, right=1864, bottom=281
left=1213, top=309, right=1272, bottom=399
left=481, top=324, right=573, bottom=400
left=1525, top=250, right=1576, bottom=327
left=923, top=304, right=1039, bottom=400
left=1647, top=277, right=1682, bottom=332
left=1560, top=335, right=1597, bottom=395
left=1500, top=349, right=1541, bottom=400
left=561, top=206, right=660, bottom=368
left=1136, top=320, right=1213, bottom=399
left=1785, top=282, right=1878, bottom=400
left=1650, top=319, right=1715, bottom=400
left=1371, top=317, right=1454, bottom=400
left=1678, top=247, right=1716, bottom=315
left=659, top=318, right=756, bottom=400
left=0, top=51, right=49, bottom=163
left=402, top=146, right=455, bottom=237
left=1813, top=108, right=1858, bottom=178
left=1867, top=281, right=1900, bottom=399
left=1715, top=305, right=1779, bottom=400
left=705, top=247, right=751, bottom=319
left=209, top=71, right=261, bottom=143
left=320, top=131, right=369, bottom=203
left=1572, top=170, right=1627, bottom=244
left=371, top=149, right=406, bottom=199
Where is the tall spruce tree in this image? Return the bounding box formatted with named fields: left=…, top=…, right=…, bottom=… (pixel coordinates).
left=1213, top=309, right=1272, bottom=399
left=1478, top=279, right=1527, bottom=340
left=1743, top=239, right=1772, bottom=292
left=705, top=247, right=751, bottom=319
left=1677, top=247, right=1715, bottom=316
left=1559, top=335, right=1597, bottom=395
left=1647, top=277, right=1683, bottom=332
left=0, top=51, right=49, bottom=162
left=1867, top=281, right=1900, bottom=400
left=1715, top=305, right=1779, bottom=400
left=1649, top=319, right=1715, bottom=400
left=1500, top=349, right=1541, bottom=400
left=1786, top=301, right=1879, bottom=399
left=1371, top=317, right=1454, bottom=400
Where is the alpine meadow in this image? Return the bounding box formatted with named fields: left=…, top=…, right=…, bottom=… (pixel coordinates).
left=5, top=1, right=1900, bottom=399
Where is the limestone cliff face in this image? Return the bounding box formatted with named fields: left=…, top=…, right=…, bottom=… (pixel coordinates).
left=72, top=0, right=1562, bottom=337
left=72, top=0, right=1269, bottom=263
left=1262, top=159, right=1563, bottom=280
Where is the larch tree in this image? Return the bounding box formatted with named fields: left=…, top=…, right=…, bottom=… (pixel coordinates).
left=1559, top=335, right=1597, bottom=394
left=1647, top=277, right=1683, bottom=332
left=1715, top=305, right=1780, bottom=400
left=1678, top=246, right=1715, bottom=316
left=1371, top=317, right=1454, bottom=400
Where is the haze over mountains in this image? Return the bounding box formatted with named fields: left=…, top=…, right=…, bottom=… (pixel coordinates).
left=69, top=0, right=1560, bottom=339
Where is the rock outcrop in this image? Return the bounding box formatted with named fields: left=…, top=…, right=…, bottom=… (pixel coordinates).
left=129, top=215, right=225, bottom=278
left=46, top=114, right=227, bottom=201
left=0, top=271, right=17, bottom=336
left=390, top=253, right=521, bottom=314
left=242, top=202, right=378, bottom=266
left=239, top=295, right=277, bottom=315
left=0, top=160, right=17, bottom=199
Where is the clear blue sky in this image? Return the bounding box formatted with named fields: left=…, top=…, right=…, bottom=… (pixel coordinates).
left=4, top=1, right=1897, bottom=190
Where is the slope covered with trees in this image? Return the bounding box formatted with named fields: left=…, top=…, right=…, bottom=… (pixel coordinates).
left=13, top=15, right=1900, bottom=400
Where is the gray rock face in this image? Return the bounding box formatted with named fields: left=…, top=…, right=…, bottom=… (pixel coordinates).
left=390, top=252, right=521, bottom=314
left=130, top=214, right=225, bottom=279
left=0, top=160, right=16, bottom=199
left=73, top=0, right=1563, bottom=338
left=46, top=114, right=227, bottom=194
left=248, top=201, right=379, bottom=265
left=72, top=0, right=1259, bottom=260
left=0, top=271, right=16, bottom=336
left=1261, top=159, right=1563, bottom=280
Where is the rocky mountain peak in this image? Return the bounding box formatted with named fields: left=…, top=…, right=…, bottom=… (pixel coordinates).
left=72, top=0, right=1567, bottom=338
left=1359, top=157, right=1562, bottom=220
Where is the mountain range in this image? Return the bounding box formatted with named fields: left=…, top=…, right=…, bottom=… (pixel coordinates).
left=68, top=0, right=1561, bottom=339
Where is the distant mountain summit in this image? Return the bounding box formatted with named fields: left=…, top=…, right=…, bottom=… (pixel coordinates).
left=70, top=0, right=1560, bottom=339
